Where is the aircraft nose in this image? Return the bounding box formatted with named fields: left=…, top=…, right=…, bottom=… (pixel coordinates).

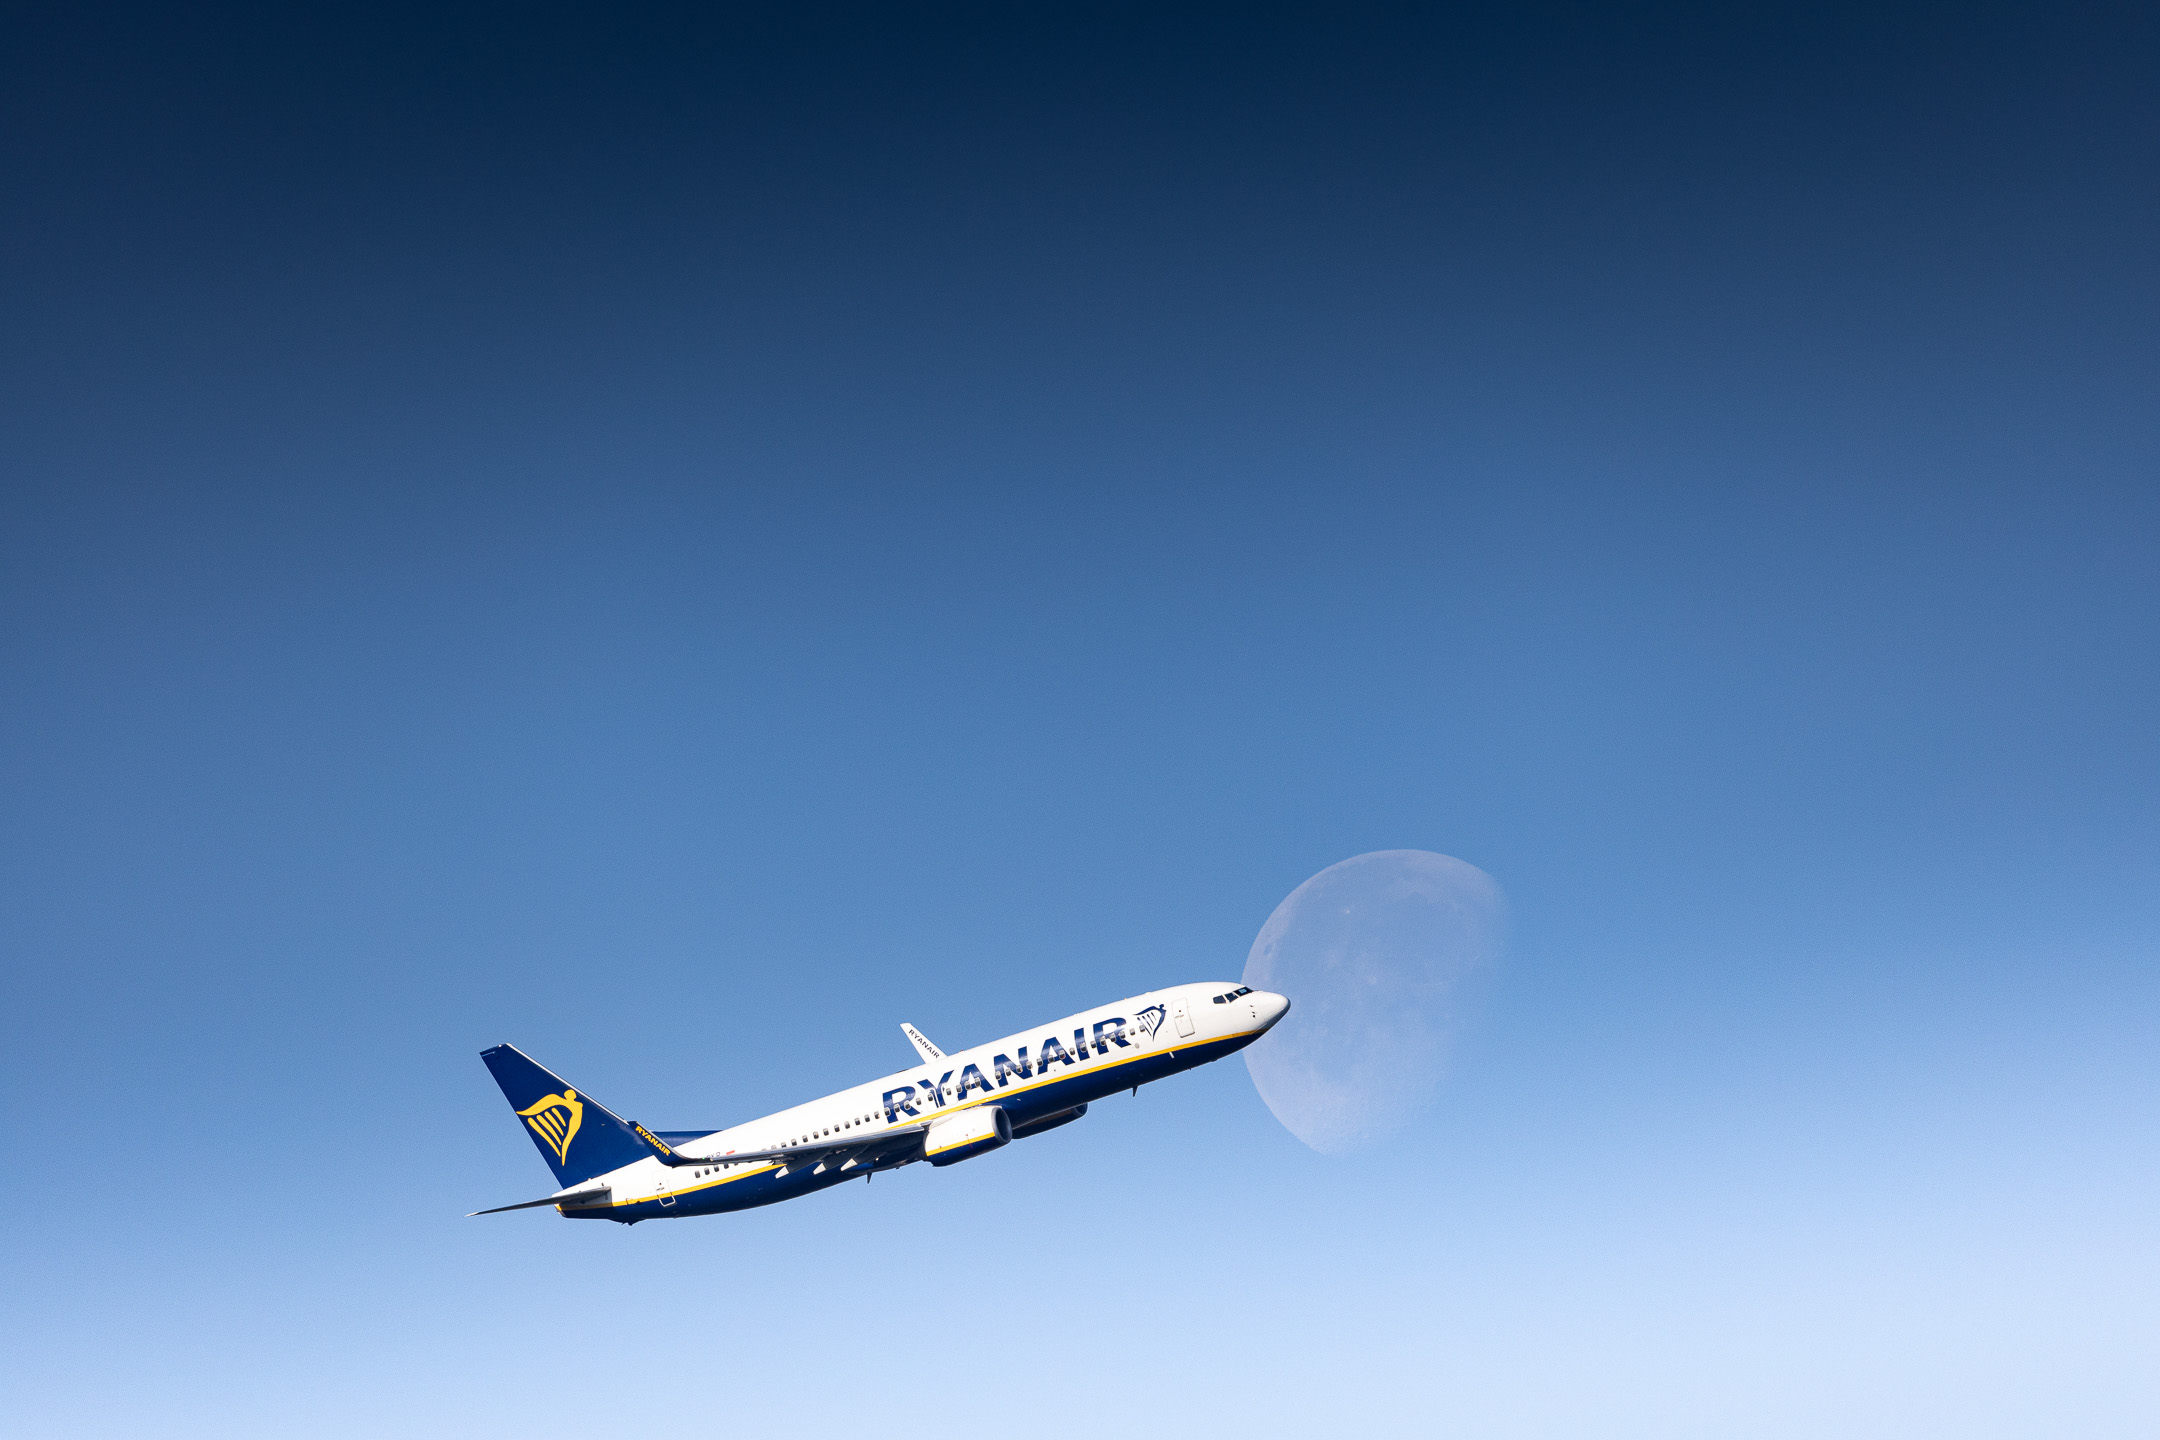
left=1256, top=991, right=1290, bottom=1028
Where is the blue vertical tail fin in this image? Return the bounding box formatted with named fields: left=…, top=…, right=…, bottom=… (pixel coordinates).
left=481, top=1044, right=654, bottom=1188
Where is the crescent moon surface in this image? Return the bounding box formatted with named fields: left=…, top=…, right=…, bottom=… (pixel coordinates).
left=1242, top=849, right=1508, bottom=1155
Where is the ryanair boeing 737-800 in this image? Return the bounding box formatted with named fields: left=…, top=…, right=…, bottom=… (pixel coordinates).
left=473, top=981, right=1290, bottom=1223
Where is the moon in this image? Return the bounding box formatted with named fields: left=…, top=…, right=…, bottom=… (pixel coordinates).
left=1242, top=850, right=1507, bottom=1155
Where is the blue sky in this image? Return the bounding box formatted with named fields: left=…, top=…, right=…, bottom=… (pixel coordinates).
left=3, top=6, right=2155, bottom=1435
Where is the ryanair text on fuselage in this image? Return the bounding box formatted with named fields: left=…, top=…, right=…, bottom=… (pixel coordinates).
left=474, top=982, right=1290, bottom=1222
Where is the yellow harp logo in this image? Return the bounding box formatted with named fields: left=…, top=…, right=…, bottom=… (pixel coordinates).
left=518, top=1089, right=584, bottom=1164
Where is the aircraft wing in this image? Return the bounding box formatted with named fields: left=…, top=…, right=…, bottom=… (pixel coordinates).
left=475, top=1126, right=932, bottom=1214
left=673, top=1123, right=930, bottom=1172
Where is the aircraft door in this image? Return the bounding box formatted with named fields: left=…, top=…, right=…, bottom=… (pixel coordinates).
left=1171, top=998, right=1195, bottom=1038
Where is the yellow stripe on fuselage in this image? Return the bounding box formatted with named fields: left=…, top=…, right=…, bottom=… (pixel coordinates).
left=578, top=1029, right=1261, bottom=1210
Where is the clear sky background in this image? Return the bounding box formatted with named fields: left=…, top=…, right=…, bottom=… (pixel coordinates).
left=3, top=5, right=2155, bottom=1436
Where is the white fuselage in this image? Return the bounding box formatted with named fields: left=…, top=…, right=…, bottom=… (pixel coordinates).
left=555, top=980, right=1288, bottom=1222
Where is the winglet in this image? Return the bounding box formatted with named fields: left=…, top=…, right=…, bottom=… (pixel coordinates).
left=901, top=1022, right=945, bottom=1063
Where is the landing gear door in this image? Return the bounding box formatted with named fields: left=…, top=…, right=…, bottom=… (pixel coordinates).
left=1171, top=998, right=1195, bottom=1038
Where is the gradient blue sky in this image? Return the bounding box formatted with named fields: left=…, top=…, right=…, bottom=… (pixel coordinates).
left=4, top=6, right=2155, bottom=1435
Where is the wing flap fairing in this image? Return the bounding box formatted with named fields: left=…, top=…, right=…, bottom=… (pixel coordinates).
left=683, top=1123, right=930, bottom=1172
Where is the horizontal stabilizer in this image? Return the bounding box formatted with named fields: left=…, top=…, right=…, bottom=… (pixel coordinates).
left=468, top=1181, right=612, bottom=1216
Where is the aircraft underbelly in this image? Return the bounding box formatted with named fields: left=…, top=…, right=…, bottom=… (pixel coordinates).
left=578, top=1030, right=1263, bottom=1223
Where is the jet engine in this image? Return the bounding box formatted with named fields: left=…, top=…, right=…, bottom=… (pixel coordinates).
left=923, top=1105, right=1012, bottom=1166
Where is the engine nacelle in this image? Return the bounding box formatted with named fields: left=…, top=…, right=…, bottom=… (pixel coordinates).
left=924, top=1105, right=1012, bottom=1166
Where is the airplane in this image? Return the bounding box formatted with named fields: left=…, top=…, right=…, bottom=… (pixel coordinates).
left=473, top=980, right=1290, bottom=1223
